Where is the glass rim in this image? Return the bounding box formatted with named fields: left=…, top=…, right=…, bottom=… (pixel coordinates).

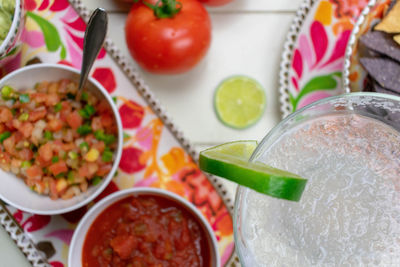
left=233, top=92, right=400, bottom=266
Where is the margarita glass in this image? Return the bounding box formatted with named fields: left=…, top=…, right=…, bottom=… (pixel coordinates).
left=235, top=93, right=400, bottom=266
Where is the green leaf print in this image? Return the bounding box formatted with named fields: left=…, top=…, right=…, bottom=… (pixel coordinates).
left=26, top=11, right=66, bottom=59
left=291, top=72, right=341, bottom=111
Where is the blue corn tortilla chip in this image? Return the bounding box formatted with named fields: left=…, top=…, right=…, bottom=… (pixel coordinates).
left=360, top=57, right=400, bottom=93
left=365, top=74, right=400, bottom=95
left=359, top=31, right=400, bottom=63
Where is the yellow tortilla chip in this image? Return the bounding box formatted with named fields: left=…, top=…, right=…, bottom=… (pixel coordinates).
left=375, top=1, right=400, bottom=33
left=393, top=34, right=400, bottom=45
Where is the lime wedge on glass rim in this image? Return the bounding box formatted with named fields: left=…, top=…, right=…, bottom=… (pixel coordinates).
left=214, top=76, right=266, bottom=129
left=199, top=141, right=307, bottom=201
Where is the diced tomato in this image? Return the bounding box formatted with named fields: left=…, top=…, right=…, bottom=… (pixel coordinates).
left=13, top=132, right=24, bottom=143
left=35, top=81, right=49, bottom=93
left=29, top=107, right=47, bottom=122
left=0, top=152, right=11, bottom=164
left=48, top=119, right=63, bottom=131
left=91, top=117, right=102, bottom=131
left=96, top=164, right=112, bottom=176
left=92, top=141, right=105, bottom=153
left=38, top=143, right=53, bottom=162
left=96, top=100, right=109, bottom=114
left=26, top=165, right=43, bottom=180
left=47, top=82, right=59, bottom=94
left=49, top=178, right=58, bottom=200
left=3, top=135, right=15, bottom=154
left=31, top=93, right=47, bottom=103
left=19, top=122, right=33, bottom=138
left=100, top=112, right=114, bottom=128
left=66, top=111, right=82, bottom=129
left=87, top=163, right=99, bottom=177
left=19, top=148, right=33, bottom=161
left=48, top=161, right=68, bottom=176
left=78, top=165, right=90, bottom=178
left=12, top=119, right=21, bottom=129
left=45, top=93, right=60, bottom=106
left=85, top=134, right=95, bottom=144
left=62, top=142, right=76, bottom=151
left=37, top=156, right=51, bottom=167
left=110, top=235, right=137, bottom=260
left=59, top=101, right=72, bottom=122
left=0, top=107, right=13, bottom=123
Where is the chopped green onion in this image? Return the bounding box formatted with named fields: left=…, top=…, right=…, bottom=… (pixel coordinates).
left=94, top=130, right=104, bottom=140
left=18, top=113, right=29, bottom=121
left=68, top=151, right=78, bottom=160
left=92, top=176, right=102, bottom=186
left=67, top=93, right=75, bottom=99
left=79, top=141, right=89, bottom=151
left=19, top=94, right=30, bottom=103
left=1, top=86, right=13, bottom=100
left=112, top=96, right=117, bottom=104
left=44, top=131, right=53, bottom=140
left=10, top=108, right=16, bottom=115
left=94, top=130, right=116, bottom=145
left=78, top=109, right=87, bottom=119
left=77, top=124, right=92, bottom=136
left=51, top=156, right=59, bottom=163
left=102, top=150, right=113, bottom=163
left=21, top=161, right=31, bottom=168
left=0, top=131, right=11, bottom=143
left=54, top=103, right=62, bottom=112
left=67, top=171, right=75, bottom=183
left=42, top=168, right=48, bottom=174
left=81, top=92, right=89, bottom=101
left=78, top=104, right=96, bottom=119
left=55, top=172, right=65, bottom=178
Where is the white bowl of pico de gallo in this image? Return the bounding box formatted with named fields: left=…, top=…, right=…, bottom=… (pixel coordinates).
left=0, top=63, right=123, bottom=215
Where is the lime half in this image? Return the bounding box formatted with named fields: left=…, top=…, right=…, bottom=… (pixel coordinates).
left=214, top=76, right=266, bottom=129
left=199, top=141, right=307, bottom=201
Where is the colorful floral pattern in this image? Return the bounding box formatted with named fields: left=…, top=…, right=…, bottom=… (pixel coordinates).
left=1, top=0, right=234, bottom=266
left=288, top=0, right=368, bottom=112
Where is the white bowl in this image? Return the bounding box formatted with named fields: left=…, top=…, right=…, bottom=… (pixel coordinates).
left=69, top=187, right=221, bottom=267
left=0, top=0, right=24, bottom=59
left=0, top=63, right=123, bottom=215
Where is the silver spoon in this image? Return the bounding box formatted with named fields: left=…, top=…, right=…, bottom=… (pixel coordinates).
left=77, top=8, right=108, bottom=99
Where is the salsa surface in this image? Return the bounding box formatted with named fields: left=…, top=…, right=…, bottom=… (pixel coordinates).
left=82, top=195, right=211, bottom=267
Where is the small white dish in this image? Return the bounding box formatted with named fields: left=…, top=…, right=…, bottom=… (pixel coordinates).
left=0, top=63, right=123, bottom=215
left=69, top=187, right=221, bottom=267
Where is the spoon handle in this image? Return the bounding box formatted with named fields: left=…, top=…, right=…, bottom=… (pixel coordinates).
left=78, top=8, right=108, bottom=91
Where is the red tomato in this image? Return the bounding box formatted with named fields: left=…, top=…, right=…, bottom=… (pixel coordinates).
left=198, top=0, right=233, bottom=6
left=125, top=0, right=211, bottom=74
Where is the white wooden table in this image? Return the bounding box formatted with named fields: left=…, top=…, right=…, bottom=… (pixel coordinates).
left=0, top=0, right=302, bottom=265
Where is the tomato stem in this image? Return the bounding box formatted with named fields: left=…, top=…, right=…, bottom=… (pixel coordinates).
left=143, top=0, right=182, bottom=19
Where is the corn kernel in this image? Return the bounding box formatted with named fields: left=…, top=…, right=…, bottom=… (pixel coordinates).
left=85, top=148, right=99, bottom=162
left=24, top=141, right=29, bottom=147
left=56, top=178, right=68, bottom=193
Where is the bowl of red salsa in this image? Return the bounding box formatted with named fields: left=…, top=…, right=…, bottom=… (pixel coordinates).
left=69, top=187, right=220, bottom=267
left=0, top=63, right=123, bottom=215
